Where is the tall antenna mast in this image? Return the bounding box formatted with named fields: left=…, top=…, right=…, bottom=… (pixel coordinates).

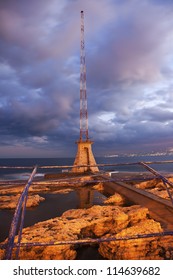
left=72, top=11, right=99, bottom=173
left=80, top=10, right=89, bottom=141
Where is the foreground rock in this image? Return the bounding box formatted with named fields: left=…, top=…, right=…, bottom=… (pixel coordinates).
left=1, top=205, right=172, bottom=260
left=0, top=194, right=45, bottom=209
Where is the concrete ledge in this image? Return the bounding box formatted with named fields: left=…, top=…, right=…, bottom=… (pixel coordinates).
left=101, top=174, right=173, bottom=230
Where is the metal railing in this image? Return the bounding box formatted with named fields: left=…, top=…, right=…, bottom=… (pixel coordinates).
left=3, top=166, right=37, bottom=260
left=0, top=159, right=173, bottom=170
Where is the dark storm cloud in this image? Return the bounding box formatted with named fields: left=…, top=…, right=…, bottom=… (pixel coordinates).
left=135, top=107, right=173, bottom=123
left=0, top=0, right=173, bottom=157
left=150, top=0, right=173, bottom=5
left=88, top=1, right=173, bottom=86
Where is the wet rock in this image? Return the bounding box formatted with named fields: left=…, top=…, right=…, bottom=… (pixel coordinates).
left=50, top=188, right=73, bottom=194
left=104, top=193, right=125, bottom=205
left=93, top=182, right=104, bottom=191
left=0, top=184, right=49, bottom=195
left=0, top=176, right=98, bottom=197
left=0, top=194, right=45, bottom=209
left=0, top=185, right=24, bottom=195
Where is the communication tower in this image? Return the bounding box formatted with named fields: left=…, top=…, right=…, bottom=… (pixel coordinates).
left=72, top=11, right=99, bottom=173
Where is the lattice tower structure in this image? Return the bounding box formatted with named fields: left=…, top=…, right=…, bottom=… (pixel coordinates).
left=80, top=10, right=89, bottom=141
left=72, top=11, right=99, bottom=173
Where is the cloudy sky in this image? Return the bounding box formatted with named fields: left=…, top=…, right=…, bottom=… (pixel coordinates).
left=0, top=0, right=173, bottom=158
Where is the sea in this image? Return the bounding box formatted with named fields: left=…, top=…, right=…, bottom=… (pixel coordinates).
left=1, top=155, right=173, bottom=180
left=1, top=155, right=173, bottom=259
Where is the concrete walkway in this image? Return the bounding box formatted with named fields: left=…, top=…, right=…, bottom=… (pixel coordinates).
left=102, top=175, right=173, bottom=230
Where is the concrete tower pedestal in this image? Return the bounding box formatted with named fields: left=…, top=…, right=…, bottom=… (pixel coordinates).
left=72, top=140, right=99, bottom=173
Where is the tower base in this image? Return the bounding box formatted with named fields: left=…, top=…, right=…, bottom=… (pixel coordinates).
left=72, top=140, right=99, bottom=173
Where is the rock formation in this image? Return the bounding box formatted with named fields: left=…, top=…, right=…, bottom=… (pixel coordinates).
left=135, top=178, right=173, bottom=200
left=104, top=193, right=125, bottom=205
left=1, top=204, right=172, bottom=260
left=0, top=194, right=45, bottom=209
left=0, top=175, right=98, bottom=196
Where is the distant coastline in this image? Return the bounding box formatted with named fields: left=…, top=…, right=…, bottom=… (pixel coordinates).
left=105, top=151, right=173, bottom=158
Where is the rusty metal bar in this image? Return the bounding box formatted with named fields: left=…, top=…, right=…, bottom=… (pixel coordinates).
left=38, top=160, right=173, bottom=169
left=4, top=166, right=37, bottom=260
left=0, top=176, right=156, bottom=187
left=0, top=230, right=173, bottom=250
left=15, top=194, right=28, bottom=259
left=0, top=160, right=173, bottom=170
left=161, top=180, right=173, bottom=205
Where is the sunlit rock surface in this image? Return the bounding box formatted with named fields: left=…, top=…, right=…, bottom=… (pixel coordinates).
left=0, top=194, right=45, bottom=209
left=135, top=178, right=173, bottom=200
left=99, top=220, right=163, bottom=260
left=104, top=193, right=125, bottom=205
left=92, top=182, right=104, bottom=191
left=1, top=204, right=172, bottom=260
left=0, top=175, right=99, bottom=195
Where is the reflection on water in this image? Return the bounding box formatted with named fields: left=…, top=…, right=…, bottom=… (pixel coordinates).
left=77, top=188, right=95, bottom=209
left=0, top=187, right=106, bottom=242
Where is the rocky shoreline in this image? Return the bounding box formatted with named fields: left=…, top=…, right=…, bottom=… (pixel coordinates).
left=0, top=204, right=173, bottom=260
left=0, top=174, right=173, bottom=259
left=0, top=176, right=94, bottom=209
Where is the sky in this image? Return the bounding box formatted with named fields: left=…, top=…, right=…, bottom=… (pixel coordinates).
left=1, top=0, right=173, bottom=158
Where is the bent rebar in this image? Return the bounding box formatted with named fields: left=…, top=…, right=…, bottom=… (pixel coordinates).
left=4, top=166, right=37, bottom=260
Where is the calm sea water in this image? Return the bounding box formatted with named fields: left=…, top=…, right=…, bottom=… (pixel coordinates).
left=0, top=158, right=74, bottom=181
left=1, top=155, right=173, bottom=180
